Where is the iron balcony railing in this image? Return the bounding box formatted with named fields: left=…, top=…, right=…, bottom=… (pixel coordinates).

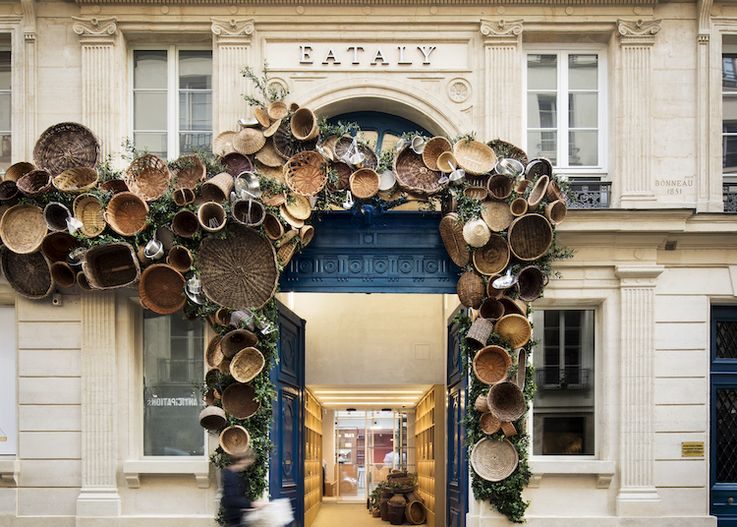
left=567, top=179, right=611, bottom=209
left=724, top=183, right=737, bottom=212
left=536, top=366, right=592, bottom=390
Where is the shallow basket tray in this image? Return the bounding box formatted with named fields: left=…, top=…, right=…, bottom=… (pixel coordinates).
left=124, top=154, right=171, bottom=201
left=472, top=345, right=512, bottom=385
left=52, top=167, right=99, bottom=193
left=0, top=204, right=47, bottom=254
left=284, top=151, right=327, bottom=196
left=221, top=383, right=260, bottom=419
left=230, top=347, right=266, bottom=383
left=470, top=438, right=519, bottom=482
left=73, top=193, right=109, bottom=239
left=0, top=248, right=53, bottom=299
left=453, top=140, right=496, bottom=176
left=33, top=122, right=100, bottom=176
left=394, top=147, right=444, bottom=196
left=138, top=264, right=186, bottom=315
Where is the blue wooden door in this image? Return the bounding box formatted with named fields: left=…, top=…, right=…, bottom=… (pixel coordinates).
left=270, top=301, right=306, bottom=527
left=447, top=308, right=467, bottom=527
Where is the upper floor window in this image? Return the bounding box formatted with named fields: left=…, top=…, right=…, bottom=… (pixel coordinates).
left=132, top=47, right=212, bottom=159
left=0, top=37, right=11, bottom=171
left=0, top=305, right=16, bottom=455
left=526, top=51, right=606, bottom=174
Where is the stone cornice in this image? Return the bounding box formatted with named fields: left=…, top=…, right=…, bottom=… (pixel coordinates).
left=21, top=0, right=35, bottom=39
left=615, top=264, right=664, bottom=285
left=72, top=16, right=118, bottom=41
left=480, top=19, right=523, bottom=45
left=76, top=0, right=658, bottom=5
left=211, top=17, right=254, bottom=41
left=698, top=0, right=713, bottom=41
left=617, top=18, right=661, bottom=44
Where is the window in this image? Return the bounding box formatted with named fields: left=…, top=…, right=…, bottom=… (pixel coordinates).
left=723, top=37, right=737, bottom=176
left=0, top=37, right=11, bottom=171
left=132, top=48, right=212, bottom=159
left=0, top=305, right=16, bottom=455
left=328, top=111, right=430, bottom=154
left=526, top=51, right=605, bottom=172
left=532, top=309, right=595, bottom=456
left=143, top=311, right=205, bottom=456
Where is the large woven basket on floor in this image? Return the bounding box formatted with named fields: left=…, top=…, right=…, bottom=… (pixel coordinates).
left=4, top=162, right=35, bottom=183
left=33, top=122, right=99, bottom=176
left=0, top=204, right=47, bottom=254
left=405, top=499, right=426, bottom=525
left=230, top=347, right=266, bottom=383
left=274, top=120, right=316, bottom=159
left=422, top=136, right=452, bottom=171
left=473, top=345, right=512, bottom=385
left=472, top=234, right=510, bottom=276
left=221, top=152, right=254, bottom=177
left=394, top=147, right=443, bottom=196
left=52, top=167, right=98, bottom=193
left=457, top=270, right=485, bottom=309
left=171, top=155, right=206, bottom=190
left=0, top=248, right=53, bottom=299
left=221, top=383, right=260, bottom=419
left=221, top=329, right=259, bottom=359
left=285, top=151, right=327, bottom=196
left=199, top=406, right=227, bottom=431
left=470, top=438, right=518, bottom=482
left=138, top=264, right=186, bottom=315
left=453, top=140, right=496, bottom=175
left=124, top=154, right=171, bottom=201
left=333, top=137, right=378, bottom=170
left=17, top=169, right=52, bottom=198
left=494, top=314, right=532, bottom=348
left=488, top=381, right=526, bottom=422
left=197, top=227, right=279, bottom=310
left=349, top=168, right=380, bottom=199
left=508, top=214, right=553, bottom=261
left=105, top=192, right=148, bottom=237
left=219, top=425, right=251, bottom=456
left=439, top=213, right=470, bottom=267
left=488, top=139, right=529, bottom=165
left=41, top=232, right=79, bottom=263
left=82, top=242, right=140, bottom=290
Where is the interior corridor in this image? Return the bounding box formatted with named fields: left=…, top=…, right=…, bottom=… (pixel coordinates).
left=312, top=502, right=382, bottom=527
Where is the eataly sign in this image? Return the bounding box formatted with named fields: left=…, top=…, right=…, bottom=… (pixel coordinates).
left=299, top=44, right=438, bottom=66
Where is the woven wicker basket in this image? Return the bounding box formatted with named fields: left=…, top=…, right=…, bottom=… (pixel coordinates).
left=138, top=264, right=186, bottom=315
left=494, top=314, right=532, bottom=349
left=545, top=199, right=567, bottom=225
left=349, top=168, right=380, bottom=199
left=73, top=194, right=106, bottom=238
left=498, top=297, right=526, bottom=317
left=546, top=180, right=566, bottom=203
left=457, top=270, right=485, bottom=309
left=464, top=186, right=489, bottom=201
left=479, top=200, right=513, bottom=233
left=82, top=242, right=140, bottom=290
left=276, top=240, right=298, bottom=268
left=285, top=151, right=327, bottom=196
left=480, top=412, right=501, bottom=435
left=199, top=406, right=227, bottom=431
left=221, top=383, right=260, bottom=420
left=394, top=147, right=443, bottom=196
left=171, top=209, right=199, bottom=238
left=232, top=199, right=266, bottom=227
left=17, top=169, right=52, bottom=198
left=462, top=218, right=491, bottom=248
left=514, top=179, right=530, bottom=195
left=165, top=246, right=192, bottom=274
left=501, top=421, right=517, bottom=437
left=284, top=195, right=312, bottom=221
left=198, top=227, right=279, bottom=310
left=0, top=180, right=18, bottom=202
left=33, top=122, right=99, bottom=176
left=479, top=298, right=505, bottom=320
left=470, top=438, right=518, bottom=482
left=43, top=202, right=71, bottom=232
left=4, top=162, right=35, bottom=183
left=219, top=425, right=251, bottom=456
left=279, top=207, right=304, bottom=230
left=0, top=204, right=47, bottom=254
left=508, top=214, right=553, bottom=261
left=328, top=161, right=352, bottom=191
left=488, top=139, right=529, bottom=165
left=254, top=107, right=271, bottom=127
left=525, top=158, right=553, bottom=180
left=527, top=175, right=550, bottom=208
left=221, top=153, right=254, bottom=178
left=422, top=137, right=452, bottom=171
left=333, top=137, right=378, bottom=170
left=472, top=234, right=510, bottom=276
left=405, top=500, right=426, bottom=525
left=387, top=495, right=406, bottom=526
left=100, top=179, right=129, bottom=195
left=486, top=276, right=514, bottom=300
left=41, top=232, right=79, bottom=263
left=510, top=197, right=528, bottom=217
left=172, top=187, right=196, bottom=207
left=273, top=120, right=317, bottom=159
left=230, top=347, right=266, bottom=383
left=53, top=167, right=98, bottom=193
left=221, top=329, right=259, bottom=359
left=300, top=225, right=315, bottom=246
left=453, top=140, right=496, bottom=176
left=473, top=345, right=512, bottom=385
left=263, top=213, right=285, bottom=240
left=474, top=393, right=491, bottom=413
left=439, top=213, right=470, bottom=267
left=487, top=174, right=514, bottom=200
left=76, top=271, right=93, bottom=290
left=290, top=108, right=319, bottom=141
left=205, top=335, right=224, bottom=370
left=255, top=141, right=284, bottom=168
left=105, top=192, right=148, bottom=237
left=517, top=265, right=547, bottom=302
left=124, top=154, right=170, bottom=201
left=465, top=316, right=493, bottom=347
left=268, top=101, right=289, bottom=120
left=200, top=172, right=234, bottom=203
left=214, top=131, right=236, bottom=156
left=1, top=248, right=53, bottom=299
left=171, top=155, right=206, bottom=190
left=263, top=119, right=282, bottom=139
left=487, top=381, right=526, bottom=422
left=233, top=128, right=266, bottom=155
left=197, top=202, right=227, bottom=232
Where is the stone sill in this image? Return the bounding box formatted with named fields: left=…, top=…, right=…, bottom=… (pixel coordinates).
left=122, top=459, right=211, bottom=489
left=0, top=457, right=20, bottom=486
left=528, top=459, right=615, bottom=489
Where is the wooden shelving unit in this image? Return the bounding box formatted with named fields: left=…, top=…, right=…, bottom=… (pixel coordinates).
left=414, top=385, right=445, bottom=527
left=304, top=390, right=323, bottom=527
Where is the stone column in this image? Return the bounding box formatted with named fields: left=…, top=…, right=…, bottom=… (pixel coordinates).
left=21, top=0, right=36, bottom=160
left=616, top=19, right=661, bottom=208
left=211, top=18, right=254, bottom=134
left=480, top=19, right=523, bottom=144
left=76, top=293, right=121, bottom=518
left=615, top=264, right=664, bottom=516
left=72, top=17, right=120, bottom=158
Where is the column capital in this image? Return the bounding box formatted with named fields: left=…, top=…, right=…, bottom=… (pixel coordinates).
left=72, top=16, right=118, bottom=44
left=211, top=17, right=254, bottom=43
left=480, top=19, right=523, bottom=46
left=615, top=264, right=664, bottom=286
left=617, top=18, right=661, bottom=45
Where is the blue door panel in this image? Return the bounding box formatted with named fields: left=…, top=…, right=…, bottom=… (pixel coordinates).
left=447, top=307, right=467, bottom=527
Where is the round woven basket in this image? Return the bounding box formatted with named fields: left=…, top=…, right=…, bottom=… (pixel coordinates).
left=527, top=175, right=550, bottom=208
left=349, top=168, right=380, bottom=199
left=73, top=194, right=106, bottom=238
left=405, top=500, right=426, bottom=525
left=394, top=147, right=443, bottom=195
left=525, top=158, right=553, bottom=180
left=474, top=393, right=491, bottom=413
left=138, top=264, right=186, bottom=315
left=473, top=345, right=512, bottom=385
left=0, top=180, right=18, bottom=202
left=328, top=161, right=352, bottom=191
left=487, top=381, right=526, bottom=422
left=50, top=261, right=75, bottom=288
left=219, top=425, right=251, bottom=456
left=221, top=329, right=259, bottom=359
left=197, top=202, right=227, bottom=232
left=517, top=265, right=547, bottom=302
left=480, top=412, right=501, bottom=435
left=105, top=192, right=148, bottom=237
left=172, top=187, right=196, bottom=207
left=284, top=194, right=312, bottom=221
left=33, top=122, right=99, bottom=176
left=100, top=179, right=129, bottom=195
left=334, top=137, right=378, bottom=170
left=221, top=153, right=254, bottom=178
left=480, top=200, right=513, bottom=233
left=546, top=180, right=566, bottom=202
left=43, top=202, right=71, bottom=232
left=285, top=151, right=327, bottom=196
left=387, top=495, right=406, bottom=526
left=470, top=438, right=519, bottom=482
left=268, top=101, right=289, bottom=120
left=17, top=169, right=52, bottom=197
left=439, top=213, right=470, bottom=268
left=422, top=137, right=452, bottom=171
left=82, top=242, right=140, bottom=290
left=276, top=240, right=298, bottom=268
left=1, top=248, right=53, bottom=299
left=488, top=139, right=529, bottom=166
left=263, top=118, right=281, bottom=139
left=4, top=162, right=35, bottom=182
left=230, top=347, right=266, bottom=383
left=76, top=272, right=93, bottom=290
left=198, top=227, right=279, bottom=310
left=205, top=335, right=224, bottom=370
left=214, top=131, right=236, bottom=156
left=0, top=204, right=47, bottom=254
left=290, top=108, right=319, bottom=141
left=510, top=197, right=528, bottom=217
left=472, top=234, right=510, bottom=276
left=263, top=213, right=285, bottom=240
left=501, top=422, right=518, bottom=437
left=508, top=214, right=553, bottom=261
left=300, top=225, right=315, bottom=246
left=453, top=140, right=496, bottom=176
left=462, top=218, right=491, bottom=248
left=545, top=199, right=567, bottom=225
left=255, top=140, right=284, bottom=168
left=499, top=297, right=526, bottom=317
left=274, top=120, right=317, bottom=159
left=53, top=167, right=98, bottom=193
left=221, top=383, right=260, bottom=419
left=199, top=406, right=227, bottom=431
left=479, top=298, right=505, bottom=320
left=254, top=107, right=271, bottom=128
left=171, top=155, right=206, bottom=190
left=457, top=271, right=485, bottom=309
left=232, top=199, right=266, bottom=227
left=464, top=186, right=489, bottom=201
left=487, top=174, right=514, bottom=200
left=171, top=210, right=199, bottom=238
left=233, top=128, right=266, bottom=155
left=41, top=232, right=79, bottom=263
left=124, top=154, right=170, bottom=201
left=280, top=207, right=304, bottom=230
left=514, top=179, right=530, bottom=195
left=200, top=172, right=234, bottom=203
left=494, top=314, right=532, bottom=348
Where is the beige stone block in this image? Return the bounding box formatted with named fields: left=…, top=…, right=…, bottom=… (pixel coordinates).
left=654, top=322, right=707, bottom=350
left=656, top=487, right=709, bottom=516
left=16, top=296, right=80, bottom=323
left=18, top=378, right=81, bottom=405
left=120, top=478, right=215, bottom=516
left=0, top=488, right=16, bottom=515
left=654, top=377, right=708, bottom=405
left=18, top=350, right=81, bottom=377
left=654, top=295, right=708, bottom=323
left=19, top=432, right=81, bottom=459
left=652, top=118, right=696, bottom=156
left=654, top=432, right=707, bottom=460
left=18, top=460, right=81, bottom=487
left=19, top=405, right=80, bottom=432
left=654, top=459, right=707, bottom=487
left=654, top=350, right=707, bottom=377
left=17, top=487, right=79, bottom=516
left=656, top=268, right=731, bottom=295
left=18, top=322, right=81, bottom=350
left=655, top=404, right=706, bottom=432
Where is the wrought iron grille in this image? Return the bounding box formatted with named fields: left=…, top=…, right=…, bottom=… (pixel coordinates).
left=567, top=179, right=611, bottom=209
left=717, top=321, right=737, bottom=359
left=724, top=183, right=737, bottom=213
left=717, top=389, right=737, bottom=482
left=536, top=366, right=592, bottom=389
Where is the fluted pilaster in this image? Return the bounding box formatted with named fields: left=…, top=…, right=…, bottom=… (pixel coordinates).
left=615, top=264, right=663, bottom=516
left=212, top=18, right=254, bottom=134
left=480, top=19, right=523, bottom=143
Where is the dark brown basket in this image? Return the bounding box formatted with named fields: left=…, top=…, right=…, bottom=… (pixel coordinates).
left=50, top=261, right=76, bottom=288
left=263, top=213, right=284, bottom=241
left=100, top=179, right=129, bottom=195
left=171, top=210, right=199, bottom=238
left=487, top=381, right=526, bottom=422
left=387, top=495, right=407, bottom=526
left=230, top=347, right=265, bottom=383
left=498, top=297, right=526, bottom=317
left=273, top=120, right=317, bottom=159
left=488, top=139, right=529, bottom=165
left=4, top=162, right=35, bottom=182
left=0, top=180, right=18, bottom=202
left=124, top=154, right=171, bottom=201
left=221, top=329, right=259, bottom=359
left=197, top=227, right=279, bottom=310
left=199, top=406, right=227, bottom=431
left=473, top=345, right=512, bottom=385
left=394, top=147, right=443, bottom=196
left=33, top=122, right=100, bottom=176
left=508, top=214, right=553, bottom=261
left=17, top=169, right=52, bottom=197
left=457, top=271, right=485, bottom=309
left=479, top=298, right=504, bottom=320
left=171, top=155, right=206, bottom=190
left=43, top=202, right=71, bottom=232
left=405, top=500, right=426, bottom=525
left=525, top=158, right=553, bottom=180
left=221, top=152, right=254, bottom=177
left=0, top=204, right=47, bottom=254
left=487, top=174, right=514, bottom=200
left=172, top=187, right=196, bottom=207
left=334, top=137, right=378, bottom=170
left=41, top=232, right=79, bottom=263
left=82, top=242, right=140, bottom=290
left=285, top=151, right=327, bottom=196
left=232, top=200, right=266, bottom=227
left=167, top=245, right=193, bottom=273
left=439, top=213, right=470, bottom=268
left=105, top=192, right=148, bottom=237
left=328, top=161, right=352, bottom=191
left=138, top=264, right=186, bottom=315
left=221, top=383, right=260, bottom=419
left=517, top=265, right=547, bottom=302
left=472, top=234, right=510, bottom=276
left=200, top=173, right=234, bottom=203
left=1, top=248, right=53, bottom=299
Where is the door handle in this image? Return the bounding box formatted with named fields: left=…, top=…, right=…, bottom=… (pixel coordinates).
left=728, top=496, right=735, bottom=505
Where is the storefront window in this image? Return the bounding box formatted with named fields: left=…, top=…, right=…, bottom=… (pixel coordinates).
left=0, top=305, right=16, bottom=455
left=143, top=311, right=205, bottom=456
left=532, top=309, right=595, bottom=456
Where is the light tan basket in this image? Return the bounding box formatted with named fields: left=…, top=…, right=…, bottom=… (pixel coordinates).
left=52, top=167, right=98, bottom=193
left=472, top=345, right=512, bottom=385
left=510, top=197, right=528, bottom=217
left=0, top=204, right=47, bottom=254
left=4, top=162, right=35, bottom=182
left=465, top=317, right=494, bottom=347
left=171, top=155, right=206, bottom=190
left=349, top=168, right=380, bottom=199
left=254, top=107, right=271, bottom=128
left=290, top=108, right=319, bottom=141
left=472, top=234, right=510, bottom=276
left=494, top=314, right=532, bottom=349
left=233, top=128, right=266, bottom=155
left=200, top=172, right=234, bottom=203
left=474, top=393, right=491, bottom=413
left=219, top=425, right=251, bottom=456
left=421, top=137, right=452, bottom=171
left=545, top=199, right=567, bottom=225
left=197, top=202, right=227, bottom=232
left=124, top=154, right=171, bottom=201
left=480, top=412, right=501, bottom=435
left=285, top=151, right=327, bottom=196
left=453, top=140, right=496, bottom=176
left=527, top=175, right=550, bottom=208
left=104, top=192, right=148, bottom=237
left=255, top=141, right=285, bottom=168
left=213, top=131, right=236, bottom=156
left=268, top=101, right=289, bottom=120
left=230, top=347, right=266, bottom=383
left=470, top=438, right=519, bottom=482
left=284, top=194, right=312, bottom=220
left=462, top=218, right=491, bottom=248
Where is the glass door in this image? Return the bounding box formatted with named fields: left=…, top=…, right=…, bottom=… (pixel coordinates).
left=336, top=412, right=365, bottom=502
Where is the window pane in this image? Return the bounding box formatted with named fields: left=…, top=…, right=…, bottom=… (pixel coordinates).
left=527, top=93, right=557, bottom=128
left=180, top=132, right=212, bottom=154
left=179, top=92, right=212, bottom=131
left=134, top=132, right=167, bottom=159
left=0, top=51, right=11, bottom=91
left=134, top=50, right=167, bottom=89
left=143, top=312, right=204, bottom=456
left=569, top=54, right=598, bottom=90
left=134, top=92, right=167, bottom=131
left=724, top=135, right=737, bottom=173
left=527, top=130, right=557, bottom=164
left=0, top=92, right=10, bottom=132
left=569, top=93, right=598, bottom=128
left=381, top=133, right=399, bottom=153
left=527, top=54, right=557, bottom=90
left=179, top=51, right=212, bottom=90
left=0, top=134, right=11, bottom=167
left=724, top=55, right=737, bottom=93
left=569, top=130, right=598, bottom=166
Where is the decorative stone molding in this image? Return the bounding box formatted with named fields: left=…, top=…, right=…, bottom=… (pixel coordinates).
left=480, top=18, right=523, bottom=43
left=528, top=459, right=616, bottom=489
left=72, top=16, right=118, bottom=41
left=698, top=0, right=713, bottom=39
left=212, top=18, right=254, bottom=133
left=76, top=0, right=659, bottom=5
left=122, top=459, right=211, bottom=489
left=617, top=18, right=661, bottom=44
left=0, top=458, right=19, bottom=487
left=211, top=17, right=254, bottom=41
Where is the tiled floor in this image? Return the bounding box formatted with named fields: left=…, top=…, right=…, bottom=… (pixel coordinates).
left=311, top=501, right=383, bottom=527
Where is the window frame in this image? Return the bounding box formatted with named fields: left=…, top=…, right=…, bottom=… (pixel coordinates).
left=722, top=43, right=737, bottom=183
left=128, top=44, right=213, bottom=160
left=523, top=45, right=608, bottom=179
